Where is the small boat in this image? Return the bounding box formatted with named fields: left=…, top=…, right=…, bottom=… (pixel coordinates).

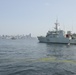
left=11, top=37, right=16, bottom=40
left=37, top=20, right=76, bottom=44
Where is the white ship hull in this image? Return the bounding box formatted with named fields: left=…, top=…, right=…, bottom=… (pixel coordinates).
left=38, top=36, right=76, bottom=44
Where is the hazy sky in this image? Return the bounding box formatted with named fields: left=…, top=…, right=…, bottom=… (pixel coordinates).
left=0, top=0, right=76, bottom=37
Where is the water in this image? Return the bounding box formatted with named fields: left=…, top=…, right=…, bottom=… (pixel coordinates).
left=0, top=38, right=76, bottom=75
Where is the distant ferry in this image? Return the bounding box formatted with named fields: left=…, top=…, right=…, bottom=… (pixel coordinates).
left=37, top=20, right=76, bottom=44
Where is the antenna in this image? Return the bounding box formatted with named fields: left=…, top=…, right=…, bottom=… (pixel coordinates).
left=72, top=23, right=73, bottom=33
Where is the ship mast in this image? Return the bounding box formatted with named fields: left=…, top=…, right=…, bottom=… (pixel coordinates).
left=54, top=19, right=59, bottom=32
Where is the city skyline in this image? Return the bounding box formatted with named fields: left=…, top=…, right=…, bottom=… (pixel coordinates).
left=0, top=0, right=76, bottom=37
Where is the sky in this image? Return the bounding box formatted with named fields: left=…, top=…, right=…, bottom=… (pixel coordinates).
left=0, top=0, right=76, bottom=37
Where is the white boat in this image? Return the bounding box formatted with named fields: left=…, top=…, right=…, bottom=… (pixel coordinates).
left=37, top=20, right=76, bottom=44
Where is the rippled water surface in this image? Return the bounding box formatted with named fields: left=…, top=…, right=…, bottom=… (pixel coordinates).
left=0, top=38, right=76, bottom=75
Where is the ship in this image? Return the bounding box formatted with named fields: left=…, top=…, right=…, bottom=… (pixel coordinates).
left=37, top=20, right=76, bottom=44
